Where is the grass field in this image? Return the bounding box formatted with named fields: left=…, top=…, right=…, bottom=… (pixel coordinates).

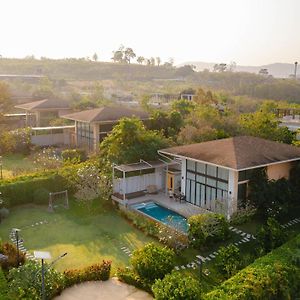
left=0, top=201, right=156, bottom=272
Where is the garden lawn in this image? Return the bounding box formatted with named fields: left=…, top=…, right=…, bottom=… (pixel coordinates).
left=1, top=154, right=37, bottom=178
left=0, top=201, right=156, bottom=272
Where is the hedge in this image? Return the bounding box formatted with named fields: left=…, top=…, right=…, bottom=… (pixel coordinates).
left=63, top=260, right=111, bottom=287
left=204, top=234, right=300, bottom=300
left=0, top=164, right=81, bottom=208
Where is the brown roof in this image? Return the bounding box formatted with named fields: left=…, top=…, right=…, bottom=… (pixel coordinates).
left=15, top=99, right=69, bottom=111
left=159, top=136, right=300, bottom=170
left=62, top=106, right=149, bottom=123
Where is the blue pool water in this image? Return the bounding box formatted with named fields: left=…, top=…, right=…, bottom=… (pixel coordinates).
left=132, top=201, right=188, bottom=232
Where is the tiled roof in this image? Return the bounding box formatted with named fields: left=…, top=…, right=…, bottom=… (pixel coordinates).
left=15, top=99, right=69, bottom=110
left=159, top=136, right=300, bottom=170
left=62, top=106, right=149, bottom=123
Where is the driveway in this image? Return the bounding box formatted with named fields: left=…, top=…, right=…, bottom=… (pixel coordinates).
left=55, top=277, right=153, bottom=300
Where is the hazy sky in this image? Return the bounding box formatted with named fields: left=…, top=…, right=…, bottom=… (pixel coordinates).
left=1, top=0, right=299, bottom=66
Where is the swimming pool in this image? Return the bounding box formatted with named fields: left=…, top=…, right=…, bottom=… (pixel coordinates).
left=131, top=201, right=188, bottom=233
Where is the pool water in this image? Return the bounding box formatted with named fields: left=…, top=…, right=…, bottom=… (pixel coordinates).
left=132, top=201, right=188, bottom=232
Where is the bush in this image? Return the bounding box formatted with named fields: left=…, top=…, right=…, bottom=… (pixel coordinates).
left=230, top=207, right=256, bottom=225
left=188, top=213, right=230, bottom=248
left=0, top=128, right=31, bottom=155
left=130, top=243, right=175, bottom=284
left=62, top=149, right=87, bottom=164
left=8, top=260, right=65, bottom=300
left=0, top=268, right=9, bottom=300
left=204, top=234, right=300, bottom=300
left=215, top=244, right=241, bottom=278
left=0, top=207, right=9, bottom=222
left=64, top=260, right=111, bottom=287
left=152, top=271, right=202, bottom=300
left=256, top=217, right=286, bottom=254
left=116, top=267, right=152, bottom=293
left=0, top=242, right=26, bottom=270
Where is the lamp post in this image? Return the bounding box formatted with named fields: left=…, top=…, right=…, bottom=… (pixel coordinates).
left=12, top=228, right=21, bottom=266
left=295, top=62, right=298, bottom=79
left=34, top=251, right=68, bottom=300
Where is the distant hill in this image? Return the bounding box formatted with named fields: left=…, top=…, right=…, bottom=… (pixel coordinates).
left=179, top=61, right=298, bottom=78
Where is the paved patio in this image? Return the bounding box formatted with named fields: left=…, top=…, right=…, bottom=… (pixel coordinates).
left=113, top=192, right=210, bottom=218
left=55, top=278, right=153, bottom=300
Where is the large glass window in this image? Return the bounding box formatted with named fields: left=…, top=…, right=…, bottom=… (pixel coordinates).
left=185, top=159, right=229, bottom=210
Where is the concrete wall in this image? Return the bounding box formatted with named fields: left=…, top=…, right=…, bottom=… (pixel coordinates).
left=267, top=162, right=292, bottom=180
left=31, top=132, right=70, bottom=146
left=181, top=159, right=186, bottom=195
left=228, top=170, right=239, bottom=213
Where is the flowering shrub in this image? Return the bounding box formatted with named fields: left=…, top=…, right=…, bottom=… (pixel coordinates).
left=32, top=148, right=62, bottom=170
left=0, top=242, right=26, bottom=270
left=0, top=128, right=31, bottom=155
left=188, top=213, right=230, bottom=248
left=61, top=149, right=87, bottom=163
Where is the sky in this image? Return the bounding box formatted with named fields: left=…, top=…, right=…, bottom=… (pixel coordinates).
left=1, top=0, right=299, bottom=66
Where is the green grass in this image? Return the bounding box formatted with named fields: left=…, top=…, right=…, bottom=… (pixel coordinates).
left=0, top=201, right=156, bottom=272
left=1, top=154, right=38, bottom=178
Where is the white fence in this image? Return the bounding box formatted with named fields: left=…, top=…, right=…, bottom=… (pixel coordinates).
left=113, top=172, right=163, bottom=194
left=31, top=133, right=70, bottom=146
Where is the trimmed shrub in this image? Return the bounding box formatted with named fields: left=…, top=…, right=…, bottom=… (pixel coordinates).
left=8, top=260, right=65, bottom=300
left=215, top=244, right=241, bottom=278
left=64, top=260, right=111, bottom=287
left=62, top=149, right=87, bottom=163
left=130, top=243, right=175, bottom=284
left=188, top=213, right=230, bottom=248
left=152, top=271, right=202, bottom=300
left=204, top=234, right=300, bottom=300
left=0, top=242, right=26, bottom=270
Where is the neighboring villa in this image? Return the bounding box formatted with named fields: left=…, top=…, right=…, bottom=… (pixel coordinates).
left=277, top=108, right=300, bottom=140
left=112, top=136, right=300, bottom=219
left=15, top=98, right=71, bottom=127
left=62, top=106, right=149, bottom=152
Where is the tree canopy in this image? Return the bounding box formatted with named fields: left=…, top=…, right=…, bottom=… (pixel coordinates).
left=100, top=117, right=169, bottom=165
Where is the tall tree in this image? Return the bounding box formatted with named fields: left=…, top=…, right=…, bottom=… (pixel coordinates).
left=137, top=56, right=145, bottom=64
left=111, top=50, right=123, bottom=63
left=156, top=57, right=161, bottom=66
left=100, top=118, right=168, bottom=165
left=92, top=52, right=98, bottom=62
left=124, top=48, right=136, bottom=64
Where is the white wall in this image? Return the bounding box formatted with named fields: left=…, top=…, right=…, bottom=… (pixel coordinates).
left=181, top=159, right=186, bottom=195
left=31, top=133, right=69, bottom=146
left=113, top=172, right=163, bottom=194
left=267, top=162, right=292, bottom=180
left=228, top=169, right=239, bottom=214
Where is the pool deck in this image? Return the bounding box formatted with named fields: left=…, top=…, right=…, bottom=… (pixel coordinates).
left=112, top=192, right=211, bottom=218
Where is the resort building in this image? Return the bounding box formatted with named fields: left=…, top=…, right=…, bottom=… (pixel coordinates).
left=62, top=106, right=149, bottom=152
left=15, top=98, right=71, bottom=127
left=112, top=136, right=300, bottom=219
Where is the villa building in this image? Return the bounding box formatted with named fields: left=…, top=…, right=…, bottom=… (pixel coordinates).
left=112, top=136, right=300, bottom=219
left=15, top=98, right=71, bottom=127
left=62, top=106, right=149, bottom=152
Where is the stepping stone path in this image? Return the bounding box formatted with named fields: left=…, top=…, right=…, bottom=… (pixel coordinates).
left=120, top=246, right=133, bottom=257
left=175, top=218, right=300, bottom=271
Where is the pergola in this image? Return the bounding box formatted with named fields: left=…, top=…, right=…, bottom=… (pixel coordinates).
left=113, top=158, right=179, bottom=201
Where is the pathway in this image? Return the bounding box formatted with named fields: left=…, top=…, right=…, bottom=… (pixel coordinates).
left=54, top=277, right=153, bottom=300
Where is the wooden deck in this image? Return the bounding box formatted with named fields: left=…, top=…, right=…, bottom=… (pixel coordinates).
left=112, top=192, right=210, bottom=218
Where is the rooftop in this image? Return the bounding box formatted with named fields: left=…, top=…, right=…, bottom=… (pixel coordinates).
left=15, top=99, right=70, bottom=111
left=159, top=136, right=300, bottom=170
left=62, top=106, right=149, bottom=123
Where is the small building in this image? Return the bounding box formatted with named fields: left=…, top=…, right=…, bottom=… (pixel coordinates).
left=15, top=98, right=71, bottom=127
left=62, top=106, right=149, bottom=152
